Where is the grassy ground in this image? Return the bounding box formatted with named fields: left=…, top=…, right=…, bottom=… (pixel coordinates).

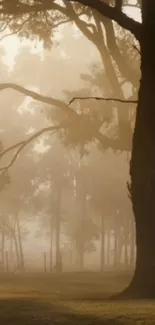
left=0, top=272, right=154, bottom=324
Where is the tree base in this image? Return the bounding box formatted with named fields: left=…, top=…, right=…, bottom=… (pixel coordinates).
left=110, top=278, right=155, bottom=300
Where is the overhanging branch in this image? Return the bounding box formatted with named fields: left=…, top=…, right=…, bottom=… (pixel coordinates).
left=0, top=83, right=134, bottom=174
left=0, top=82, right=77, bottom=118
left=68, top=96, right=138, bottom=106
left=70, top=0, right=141, bottom=39
left=0, top=0, right=141, bottom=39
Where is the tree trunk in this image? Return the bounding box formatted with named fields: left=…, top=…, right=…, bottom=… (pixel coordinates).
left=113, top=216, right=120, bottom=269
left=100, top=215, right=105, bottom=272
left=12, top=230, right=20, bottom=270
left=16, top=216, right=24, bottom=271
left=78, top=240, right=84, bottom=270
left=55, top=187, right=62, bottom=273
left=129, top=219, right=135, bottom=268
left=76, top=189, right=86, bottom=270
left=9, top=232, right=13, bottom=269
left=106, top=227, right=110, bottom=267
left=49, top=216, right=53, bottom=272
left=117, top=7, right=155, bottom=298
left=1, top=231, right=5, bottom=272
left=113, top=230, right=117, bottom=268
left=124, top=230, right=129, bottom=269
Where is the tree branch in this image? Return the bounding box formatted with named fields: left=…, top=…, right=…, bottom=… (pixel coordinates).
left=70, top=0, right=141, bottom=39
left=0, top=141, right=24, bottom=160
left=0, top=120, right=69, bottom=175
left=0, top=83, right=133, bottom=173
left=65, top=1, right=96, bottom=43
left=0, top=0, right=141, bottom=39
left=68, top=96, right=138, bottom=106
left=102, top=18, right=138, bottom=86
left=0, top=11, right=36, bottom=41
left=115, top=0, right=123, bottom=11
left=0, top=82, right=77, bottom=118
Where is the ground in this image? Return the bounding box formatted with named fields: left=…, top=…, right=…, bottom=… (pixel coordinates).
left=0, top=272, right=154, bottom=324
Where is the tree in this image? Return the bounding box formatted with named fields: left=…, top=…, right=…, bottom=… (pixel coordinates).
left=0, top=0, right=155, bottom=298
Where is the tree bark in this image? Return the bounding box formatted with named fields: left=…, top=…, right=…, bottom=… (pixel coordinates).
left=116, top=6, right=155, bottom=298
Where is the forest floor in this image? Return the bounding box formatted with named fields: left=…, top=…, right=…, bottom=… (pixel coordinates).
left=0, top=272, right=154, bottom=324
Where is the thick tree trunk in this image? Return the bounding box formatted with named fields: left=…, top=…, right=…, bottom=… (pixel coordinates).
left=116, top=7, right=155, bottom=298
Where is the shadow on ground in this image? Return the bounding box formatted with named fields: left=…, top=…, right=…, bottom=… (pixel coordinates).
left=0, top=297, right=129, bottom=325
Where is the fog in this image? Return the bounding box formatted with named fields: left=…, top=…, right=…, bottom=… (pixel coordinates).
left=0, top=7, right=140, bottom=274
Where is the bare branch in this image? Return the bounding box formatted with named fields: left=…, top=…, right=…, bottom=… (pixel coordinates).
left=102, top=17, right=138, bottom=86
left=0, top=82, right=77, bottom=118
left=65, top=1, right=96, bottom=43
left=0, top=141, right=24, bottom=159
left=52, top=18, right=72, bottom=29
left=68, top=96, right=138, bottom=106
left=0, top=120, right=69, bottom=175
left=70, top=0, right=141, bottom=39
left=52, top=12, right=85, bottom=29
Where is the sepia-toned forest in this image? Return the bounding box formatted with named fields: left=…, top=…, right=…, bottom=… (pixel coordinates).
left=0, top=0, right=155, bottom=324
